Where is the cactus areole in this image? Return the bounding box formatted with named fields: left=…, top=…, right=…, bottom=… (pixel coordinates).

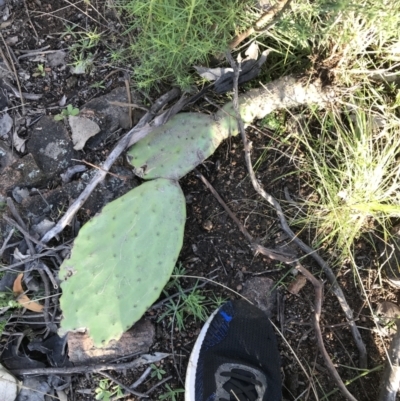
left=58, top=178, right=186, bottom=346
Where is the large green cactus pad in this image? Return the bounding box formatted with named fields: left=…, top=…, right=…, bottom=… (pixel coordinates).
left=127, top=112, right=230, bottom=180
left=58, top=178, right=186, bottom=346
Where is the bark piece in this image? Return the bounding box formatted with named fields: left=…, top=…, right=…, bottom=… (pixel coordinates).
left=67, top=319, right=154, bottom=364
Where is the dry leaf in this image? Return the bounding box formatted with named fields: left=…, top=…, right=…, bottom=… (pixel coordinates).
left=13, top=274, right=44, bottom=313
left=287, top=275, right=307, bottom=295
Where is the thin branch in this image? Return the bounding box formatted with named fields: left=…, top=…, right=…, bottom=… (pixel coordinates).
left=0, top=228, right=15, bottom=258
left=9, top=353, right=169, bottom=376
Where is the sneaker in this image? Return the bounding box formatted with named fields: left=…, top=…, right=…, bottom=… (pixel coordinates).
left=185, top=300, right=282, bottom=401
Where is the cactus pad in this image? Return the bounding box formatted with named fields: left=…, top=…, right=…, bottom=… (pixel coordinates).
left=127, top=112, right=230, bottom=180
left=59, top=178, right=186, bottom=346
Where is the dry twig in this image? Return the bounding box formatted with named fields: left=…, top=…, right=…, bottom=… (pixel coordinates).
left=226, top=52, right=360, bottom=401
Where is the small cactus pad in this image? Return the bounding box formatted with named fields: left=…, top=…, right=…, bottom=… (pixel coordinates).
left=58, top=178, right=186, bottom=346
left=127, top=112, right=229, bottom=180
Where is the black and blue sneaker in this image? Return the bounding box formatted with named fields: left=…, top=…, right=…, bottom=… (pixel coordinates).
left=185, top=300, right=282, bottom=401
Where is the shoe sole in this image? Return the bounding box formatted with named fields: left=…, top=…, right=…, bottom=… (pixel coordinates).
left=184, top=305, right=222, bottom=401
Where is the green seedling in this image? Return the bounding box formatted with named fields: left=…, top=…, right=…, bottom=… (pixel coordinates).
left=33, top=64, right=46, bottom=78
left=158, top=384, right=184, bottom=401
left=95, top=379, right=122, bottom=401
left=158, top=270, right=225, bottom=332
left=54, top=104, right=80, bottom=121
left=90, top=81, right=106, bottom=90
left=151, top=363, right=166, bottom=380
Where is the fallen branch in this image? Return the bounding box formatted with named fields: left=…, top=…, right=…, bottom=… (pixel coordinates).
left=9, top=352, right=169, bottom=376
left=226, top=52, right=361, bottom=401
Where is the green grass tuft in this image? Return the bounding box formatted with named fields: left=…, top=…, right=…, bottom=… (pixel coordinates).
left=118, top=0, right=256, bottom=90
left=286, top=96, right=400, bottom=264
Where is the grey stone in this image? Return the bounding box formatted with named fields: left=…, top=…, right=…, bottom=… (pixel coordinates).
left=0, top=112, right=12, bottom=137
left=0, top=141, right=15, bottom=173
left=46, top=51, right=67, bottom=68
left=241, top=276, right=276, bottom=317
left=80, top=87, right=143, bottom=149
left=26, top=116, right=78, bottom=174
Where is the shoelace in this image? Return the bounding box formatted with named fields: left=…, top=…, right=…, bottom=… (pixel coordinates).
left=219, top=369, right=262, bottom=401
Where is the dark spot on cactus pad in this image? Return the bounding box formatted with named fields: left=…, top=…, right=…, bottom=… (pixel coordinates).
left=112, top=234, right=115, bottom=238
left=113, top=254, right=117, bottom=258
left=133, top=304, right=137, bottom=308
left=154, top=287, right=159, bottom=291
left=137, top=278, right=141, bottom=282
left=156, top=232, right=160, bottom=236
left=112, top=216, right=116, bottom=220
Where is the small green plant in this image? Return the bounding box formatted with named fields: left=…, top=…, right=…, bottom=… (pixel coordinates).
left=151, top=363, right=166, bottom=380
left=90, top=80, right=106, bottom=90
left=95, top=379, right=123, bottom=401
left=158, top=384, right=184, bottom=401
left=54, top=104, right=80, bottom=121
left=33, top=64, right=46, bottom=78
left=158, top=266, right=226, bottom=332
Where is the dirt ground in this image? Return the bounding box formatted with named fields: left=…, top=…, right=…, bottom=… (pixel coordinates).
left=0, top=1, right=396, bottom=400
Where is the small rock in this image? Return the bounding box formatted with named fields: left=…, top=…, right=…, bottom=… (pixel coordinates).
left=202, top=220, right=213, bottom=231
left=47, top=51, right=67, bottom=67
left=16, top=377, right=50, bottom=401
left=0, top=142, right=15, bottom=173
left=5, top=36, right=18, bottom=46
left=67, top=319, right=155, bottom=364
left=241, top=276, right=276, bottom=317
left=79, top=87, right=141, bottom=149
left=0, top=113, right=12, bottom=138
left=68, top=115, right=101, bottom=150
left=12, top=186, right=29, bottom=203
left=26, top=116, right=78, bottom=174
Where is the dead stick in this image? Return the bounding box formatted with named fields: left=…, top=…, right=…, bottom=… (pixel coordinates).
left=294, top=262, right=357, bottom=401
left=0, top=228, right=15, bottom=257
left=40, top=88, right=181, bottom=245
left=225, top=53, right=367, bottom=369
left=226, top=52, right=359, bottom=401
left=9, top=353, right=169, bottom=376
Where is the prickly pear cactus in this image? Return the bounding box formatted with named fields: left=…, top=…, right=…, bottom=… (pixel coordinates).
left=58, top=178, right=186, bottom=346
left=127, top=112, right=231, bottom=180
